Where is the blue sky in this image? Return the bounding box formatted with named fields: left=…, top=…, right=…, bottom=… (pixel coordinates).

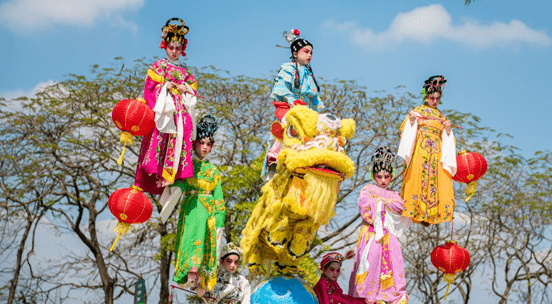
left=1, top=0, right=551, bottom=157
left=1, top=1, right=550, bottom=301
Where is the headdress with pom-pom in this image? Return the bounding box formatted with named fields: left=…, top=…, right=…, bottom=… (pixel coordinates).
left=158, top=17, right=189, bottom=54
left=320, top=250, right=355, bottom=270
left=195, top=115, right=219, bottom=142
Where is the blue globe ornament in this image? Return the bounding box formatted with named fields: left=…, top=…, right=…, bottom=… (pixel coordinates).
left=251, top=275, right=318, bottom=304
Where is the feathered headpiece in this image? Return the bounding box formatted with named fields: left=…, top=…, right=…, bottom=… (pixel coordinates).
left=159, top=17, right=189, bottom=50
left=421, top=75, right=447, bottom=101
left=195, top=115, right=219, bottom=142
left=370, top=146, right=396, bottom=176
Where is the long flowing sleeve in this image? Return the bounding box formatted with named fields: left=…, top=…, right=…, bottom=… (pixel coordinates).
left=358, top=188, right=374, bottom=225
left=441, top=129, right=457, bottom=176
left=240, top=277, right=251, bottom=304
left=397, top=113, right=419, bottom=166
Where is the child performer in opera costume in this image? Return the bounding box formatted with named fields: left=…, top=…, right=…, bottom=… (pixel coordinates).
left=198, top=243, right=251, bottom=304
left=397, top=75, right=457, bottom=226
left=314, top=251, right=367, bottom=304
left=134, top=17, right=198, bottom=195
left=263, top=29, right=324, bottom=174
left=349, top=147, right=410, bottom=304
left=158, top=115, right=226, bottom=292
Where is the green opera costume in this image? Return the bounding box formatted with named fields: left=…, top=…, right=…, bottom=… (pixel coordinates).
left=173, top=158, right=225, bottom=291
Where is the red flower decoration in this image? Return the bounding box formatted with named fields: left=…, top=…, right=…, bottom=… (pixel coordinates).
left=159, top=40, right=168, bottom=49
left=293, top=29, right=300, bottom=36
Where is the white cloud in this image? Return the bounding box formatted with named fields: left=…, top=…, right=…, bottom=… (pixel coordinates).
left=0, top=0, right=144, bottom=34
left=1, top=80, right=56, bottom=100
left=326, top=4, right=551, bottom=51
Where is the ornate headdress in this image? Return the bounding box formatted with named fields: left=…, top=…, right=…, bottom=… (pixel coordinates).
left=220, top=243, right=242, bottom=260
left=421, top=75, right=447, bottom=101
left=195, top=115, right=219, bottom=142
left=159, top=18, right=189, bottom=51
left=277, top=28, right=314, bottom=57
left=370, top=146, right=396, bottom=177
left=320, top=251, right=355, bottom=270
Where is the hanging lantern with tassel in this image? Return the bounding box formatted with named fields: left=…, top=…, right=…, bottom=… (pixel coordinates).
left=108, top=186, right=153, bottom=251
left=430, top=241, right=471, bottom=300
left=453, top=150, right=487, bottom=202
left=112, top=98, right=155, bottom=165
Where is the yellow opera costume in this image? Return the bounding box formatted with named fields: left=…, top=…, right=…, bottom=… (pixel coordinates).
left=397, top=104, right=457, bottom=225
left=240, top=105, right=356, bottom=275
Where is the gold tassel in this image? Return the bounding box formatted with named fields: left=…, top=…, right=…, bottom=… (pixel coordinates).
left=464, top=181, right=477, bottom=202
left=117, top=131, right=133, bottom=166
left=443, top=273, right=455, bottom=300
left=110, top=222, right=130, bottom=251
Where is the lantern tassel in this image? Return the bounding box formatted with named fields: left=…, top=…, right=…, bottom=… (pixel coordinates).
left=444, top=283, right=450, bottom=300
left=110, top=221, right=131, bottom=251
left=117, top=131, right=134, bottom=166
left=464, top=181, right=477, bottom=202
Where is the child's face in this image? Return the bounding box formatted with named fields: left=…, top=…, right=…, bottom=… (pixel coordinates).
left=193, top=138, right=213, bottom=159
left=323, top=261, right=341, bottom=281
left=293, top=45, right=313, bottom=66
left=374, top=170, right=392, bottom=188
left=426, top=91, right=441, bottom=108
left=166, top=41, right=183, bottom=61
left=221, top=254, right=240, bottom=273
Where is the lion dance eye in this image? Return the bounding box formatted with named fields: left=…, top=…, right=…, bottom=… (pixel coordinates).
left=287, top=126, right=299, bottom=138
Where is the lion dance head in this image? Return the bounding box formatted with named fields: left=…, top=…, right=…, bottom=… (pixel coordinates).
left=240, top=105, right=355, bottom=275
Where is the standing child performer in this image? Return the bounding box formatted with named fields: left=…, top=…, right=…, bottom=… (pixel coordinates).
left=134, top=17, right=198, bottom=195
left=159, top=115, right=225, bottom=292
left=198, top=243, right=251, bottom=304
left=397, top=75, right=457, bottom=226
left=349, top=147, right=410, bottom=304
left=263, top=29, right=324, bottom=174
left=314, top=251, right=367, bottom=304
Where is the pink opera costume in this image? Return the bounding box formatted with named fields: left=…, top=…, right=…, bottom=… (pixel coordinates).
left=349, top=147, right=411, bottom=304
left=134, top=17, right=198, bottom=195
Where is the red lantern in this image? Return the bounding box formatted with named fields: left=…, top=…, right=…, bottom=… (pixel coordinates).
left=453, top=150, right=487, bottom=202
left=431, top=241, right=470, bottom=299
left=112, top=98, right=155, bottom=165
left=108, top=185, right=153, bottom=251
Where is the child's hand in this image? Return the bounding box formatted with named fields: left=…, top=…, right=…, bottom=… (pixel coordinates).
left=442, top=119, right=452, bottom=135
left=197, top=287, right=206, bottom=297
left=345, top=249, right=355, bottom=260
left=177, top=84, right=188, bottom=94
left=166, top=82, right=176, bottom=89
left=408, top=112, right=417, bottom=125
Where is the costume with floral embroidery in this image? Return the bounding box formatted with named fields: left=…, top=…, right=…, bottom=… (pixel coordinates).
left=204, top=267, right=251, bottom=304
left=134, top=58, right=198, bottom=195
left=314, top=275, right=365, bottom=304
left=397, top=104, right=456, bottom=224
left=271, top=62, right=324, bottom=112
left=172, top=158, right=225, bottom=291
left=348, top=184, right=409, bottom=304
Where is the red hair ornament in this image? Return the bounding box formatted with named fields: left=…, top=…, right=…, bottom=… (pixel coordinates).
left=453, top=150, right=487, bottom=202
left=430, top=241, right=470, bottom=300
